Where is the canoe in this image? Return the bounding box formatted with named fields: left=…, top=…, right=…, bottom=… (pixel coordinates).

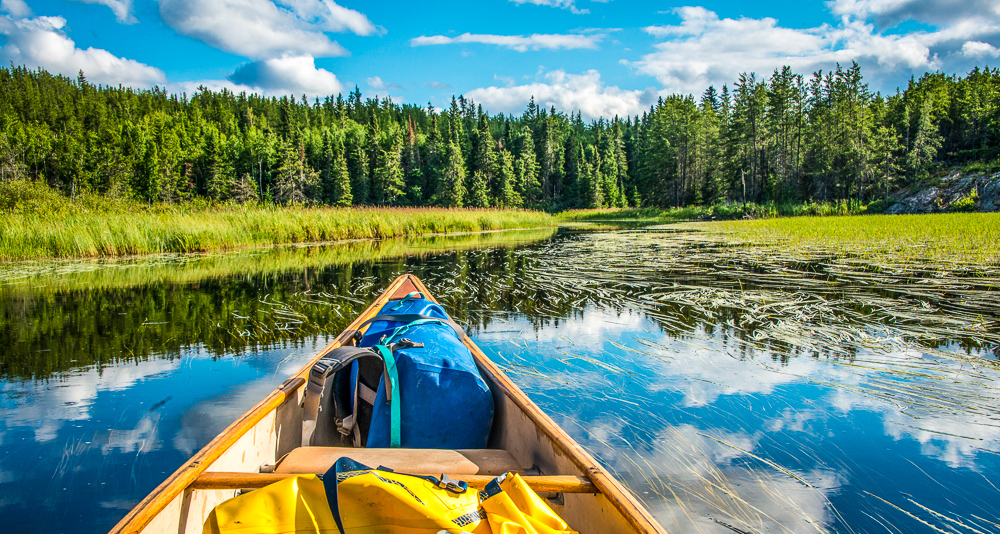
left=110, top=274, right=667, bottom=534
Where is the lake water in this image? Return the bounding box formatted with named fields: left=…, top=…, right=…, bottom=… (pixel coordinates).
left=1, top=226, right=999, bottom=533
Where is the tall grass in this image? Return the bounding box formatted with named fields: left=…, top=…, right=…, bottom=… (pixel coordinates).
left=689, top=212, right=1000, bottom=263
left=0, top=181, right=555, bottom=260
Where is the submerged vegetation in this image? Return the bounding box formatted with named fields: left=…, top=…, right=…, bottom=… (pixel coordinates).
left=0, top=179, right=554, bottom=260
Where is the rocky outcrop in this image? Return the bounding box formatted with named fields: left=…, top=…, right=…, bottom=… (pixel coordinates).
left=885, top=171, right=1000, bottom=214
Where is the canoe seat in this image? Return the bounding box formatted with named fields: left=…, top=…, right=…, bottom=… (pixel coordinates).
left=274, top=447, right=524, bottom=476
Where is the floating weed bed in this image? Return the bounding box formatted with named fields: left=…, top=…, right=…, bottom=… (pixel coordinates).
left=410, top=226, right=1000, bottom=533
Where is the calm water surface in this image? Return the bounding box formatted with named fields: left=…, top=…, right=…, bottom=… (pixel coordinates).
left=1, top=226, right=998, bottom=533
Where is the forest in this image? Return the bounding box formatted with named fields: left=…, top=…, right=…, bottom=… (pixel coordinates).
left=0, top=62, right=998, bottom=211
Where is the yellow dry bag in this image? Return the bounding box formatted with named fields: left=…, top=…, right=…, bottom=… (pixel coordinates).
left=203, top=457, right=577, bottom=534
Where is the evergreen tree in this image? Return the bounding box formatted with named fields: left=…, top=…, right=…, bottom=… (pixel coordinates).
left=468, top=170, right=490, bottom=208
left=439, top=140, right=466, bottom=207
left=274, top=140, right=319, bottom=204
left=330, top=139, right=352, bottom=206
left=906, top=96, right=943, bottom=178
left=496, top=149, right=520, bottom=208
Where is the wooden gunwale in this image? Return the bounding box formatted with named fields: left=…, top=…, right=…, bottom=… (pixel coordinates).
left=109, top=275, right=413, bottom=534
left=111, top=274, right=666, bottom=534
left=407, top=276, right=665, bottom=534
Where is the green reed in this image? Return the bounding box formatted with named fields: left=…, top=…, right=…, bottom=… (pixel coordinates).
left=0, top=204, right=555, bottom=260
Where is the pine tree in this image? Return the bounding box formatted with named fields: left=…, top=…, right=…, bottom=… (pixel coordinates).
left=330, top=139, right=352, bottom=206
left=439, top=140, right=466, bottom=207
left=906, top=96, right=942, bottom=178
left=467, top=170, right=490, bottom=208
left=373, top=128, right=405, bottom=205
left=347, top=131, right=369, bottom=205
left=274, top=140, right=319, bottom=204
left=496, top=149, right=520, bottom=208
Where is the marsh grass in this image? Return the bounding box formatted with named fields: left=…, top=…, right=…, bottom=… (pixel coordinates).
left=0, top=204, right=555, bottom=260
left=0, top=227, right=557, bottom=294
left=688, top=212, right=1000, bottom=264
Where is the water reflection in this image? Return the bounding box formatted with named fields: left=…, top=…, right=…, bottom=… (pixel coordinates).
left=2, top=225, right=1000, bottom=533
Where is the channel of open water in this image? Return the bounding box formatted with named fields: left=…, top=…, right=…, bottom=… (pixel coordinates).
left=1, top=225, right=999, bottom=533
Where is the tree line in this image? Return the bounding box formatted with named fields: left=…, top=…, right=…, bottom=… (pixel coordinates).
left=0, top=62, right=998, bottom=210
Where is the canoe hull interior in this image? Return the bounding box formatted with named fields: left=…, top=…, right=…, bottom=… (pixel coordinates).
left=111, top=275, right=664, bottom=534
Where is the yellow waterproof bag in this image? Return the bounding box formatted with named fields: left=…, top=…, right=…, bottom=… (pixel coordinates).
left=203, top=457, right=577, bottom=534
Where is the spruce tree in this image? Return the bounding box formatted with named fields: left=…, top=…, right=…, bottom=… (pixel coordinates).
left=468, top=170, right=490, bottom=208
left=330, top=139, right=352, bottom=206
left=439, top=140, right=466, bottom=207
left=497, top=149, right=520, bottom=208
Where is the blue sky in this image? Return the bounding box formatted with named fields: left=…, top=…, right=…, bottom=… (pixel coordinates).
left=1, top=0, right=999, bottom=119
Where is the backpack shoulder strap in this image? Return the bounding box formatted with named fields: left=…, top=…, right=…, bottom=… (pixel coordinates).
left=302, top=346, right=378, bottom=446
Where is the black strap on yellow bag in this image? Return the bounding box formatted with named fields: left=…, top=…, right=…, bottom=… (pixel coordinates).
left=323, top=457, right=476, bottom=534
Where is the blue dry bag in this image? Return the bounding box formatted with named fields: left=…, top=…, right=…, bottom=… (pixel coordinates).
left=302, top=293, right=494, bottom=450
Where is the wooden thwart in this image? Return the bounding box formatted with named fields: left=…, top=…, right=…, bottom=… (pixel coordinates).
left=193, top=472, right=596, bottom=494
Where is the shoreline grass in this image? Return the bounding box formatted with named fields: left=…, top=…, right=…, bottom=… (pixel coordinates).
left=676, top=212, right=1000, bottom=264
left=0, top=205, right=556, bottom=261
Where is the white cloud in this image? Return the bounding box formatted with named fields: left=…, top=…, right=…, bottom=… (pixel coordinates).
left=410, top=32, right=602, bottom=52
left=70, top=0, right=136, bottom=24
left=0, top=15, right=165, bottom=86
left=158, top=0, right=375, bottom=60
left=224, top=55, right=343, bottom=97
left=962, top=40, right=1000, bottom=58
left=509, top=0, right=589, bottom=15
left=366, top=75, right=403, bottom=92
left=633, top=6, right=941, bottom=95
left=466, top=69, right=658, bottom=121
left=0, top=0, right=30, bottom=18
left=828, top=0, right=1000, bottom=27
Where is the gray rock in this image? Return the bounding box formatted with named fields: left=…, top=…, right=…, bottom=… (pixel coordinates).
left=885, top=171, right=1000, bottom=213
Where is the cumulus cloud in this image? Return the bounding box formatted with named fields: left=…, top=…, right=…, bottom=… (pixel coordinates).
left=411, top=32, right=602, bottom=51
left=633, top=6, right=942, bottom=95
left=0, top=15, right=165, bottom=86
left=466, top=69, right=658, bottom=121
left=509, top=0, right=589, bottom=15
left=70, top=0, right=136, bottom=24
left=962, top=40, right=1000, bottom=58
left=829, top=0, right=1000, bottom=28
left=158, top=0, right=375, bottom=59
left=366, top=76, right=403, bottom=92
left=226, top=55, right=343, bottom=96
left=0, top=0, right=31, bottom=18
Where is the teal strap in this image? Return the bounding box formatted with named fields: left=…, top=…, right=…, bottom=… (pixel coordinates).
left=373, top=344, right=401, bottom=448
left=382, top=318, right=451, bottom=346
left=387, top=291, right=423, bottom=312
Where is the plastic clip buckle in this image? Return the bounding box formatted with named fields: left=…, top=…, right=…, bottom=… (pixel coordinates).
left=437, top=474, right=468, bottom=494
